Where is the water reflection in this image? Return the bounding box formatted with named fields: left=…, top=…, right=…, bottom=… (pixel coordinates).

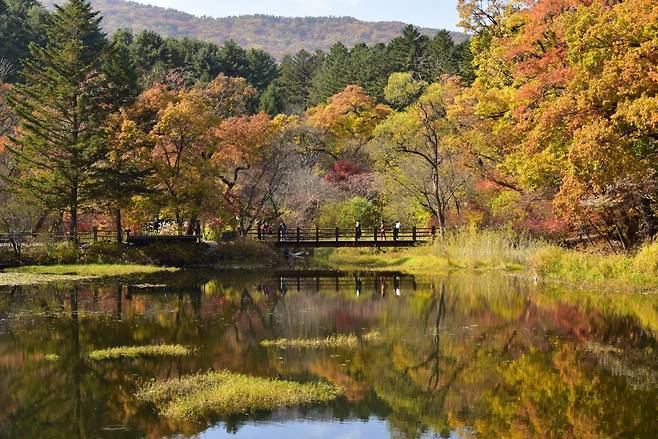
left=0, top=270, right=656, bottom=438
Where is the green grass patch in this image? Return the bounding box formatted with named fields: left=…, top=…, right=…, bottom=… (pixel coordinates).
left=7, top=264, right=177, bottom=277
left=88, top=344, right=191, bottom=361
left=136, top=370, right=341, bottom=420
left=260, top=331, right=381, bottom=349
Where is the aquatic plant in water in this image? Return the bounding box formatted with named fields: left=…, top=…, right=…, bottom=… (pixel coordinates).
left=136, top=370, right=341, bottom=420
left=88, top=344, right=191, bottom=360
left=260, top=331, right=381, bottom=349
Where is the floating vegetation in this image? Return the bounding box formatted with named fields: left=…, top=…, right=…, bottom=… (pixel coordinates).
left=44, top=353, right=59, bottom=362
left=260, top=331, right=381, bottom=349
left=136, top=370, right=340, bottom=420
left=88, top=344, right=191, bottom=361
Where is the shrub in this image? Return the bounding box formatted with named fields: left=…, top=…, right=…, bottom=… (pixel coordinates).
left=81, top=242, right=126, bottom=264
left=47, top=242, right=79, bottom=264
left=632, top=240, right=658, bottom=275
left=319, top=196, right=381, bottom=229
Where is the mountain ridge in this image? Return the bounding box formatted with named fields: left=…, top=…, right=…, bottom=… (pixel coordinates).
left=41, top=0, right=467, bottom=58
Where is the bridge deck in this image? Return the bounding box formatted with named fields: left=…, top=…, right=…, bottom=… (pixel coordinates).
left=273, top=239, right=422, bottom=248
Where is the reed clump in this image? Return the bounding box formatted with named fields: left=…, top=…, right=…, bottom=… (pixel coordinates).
left=260, top=331, right=381, bottom=349
left=136, top=370, right=341, bottom=420
left=88, top=344, right=191, bottom=360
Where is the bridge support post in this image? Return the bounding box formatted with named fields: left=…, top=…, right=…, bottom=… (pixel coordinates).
left=413, top=226, right=417, bottom=242
left=431, top=226, right=436, bottom=240
left=316, top=227, right=319, bottom=243
left=92, top=226, right=98, bottom=242
left=296, top=227, right=300, bottom=242
left=374, top=228, right=377, bottom=243
left=335, top=227, right=339, bottom=242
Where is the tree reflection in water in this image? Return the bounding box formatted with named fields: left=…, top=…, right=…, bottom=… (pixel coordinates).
left=0, top=270, right=656, bottom=438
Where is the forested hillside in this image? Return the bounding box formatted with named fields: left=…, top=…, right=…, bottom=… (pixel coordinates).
left=39, top=0, right=465, bottom=58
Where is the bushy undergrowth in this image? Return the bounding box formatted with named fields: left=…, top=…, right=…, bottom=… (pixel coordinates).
left=88, top=344, right=191, bottom=361
left=321, top=230, right=658, bottom=287
left=136, top=370, right=340, bottom=420
left=531, top=241, right=658, bottom=285
left=1, top=238, right=280, bottom=268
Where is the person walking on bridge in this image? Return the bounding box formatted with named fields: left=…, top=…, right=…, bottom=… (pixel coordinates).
left=379, top=220, right=387, bottom=241
left=278, top=221, right=287, bottom=241
left=393, top=220, right=401, bottom=241
left=355, top=221, right=362, bottom=241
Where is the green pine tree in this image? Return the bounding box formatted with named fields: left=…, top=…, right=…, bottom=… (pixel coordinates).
left=277, top=49, right=322, bottom=113
left=309, top=42, right=351, bottom=105
left=258, top=82, right=283, bottom=116
left=7, top=0, right=112, bottom=241
left=0, top=0, right=49, bottom=82
left=247, top=48, right=278, bottom=91
left=387, top=25, right=429, bottom=73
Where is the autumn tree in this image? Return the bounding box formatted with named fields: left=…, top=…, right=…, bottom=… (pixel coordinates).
left=213, top=113, right=295, bottom=233
left=307, top=85, right=391, bottom=160
left=457, top=0, right=658, bottom=246
left=375, top=79, right=467, bottom=237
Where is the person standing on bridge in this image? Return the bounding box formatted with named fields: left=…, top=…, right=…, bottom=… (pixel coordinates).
left=379, top=220, right=387, bottom=240
left=393, top=220, right=401, bottom=241
left=278, top=221, right=287, bottom=241
left=355, top=221, right=362, bottom=241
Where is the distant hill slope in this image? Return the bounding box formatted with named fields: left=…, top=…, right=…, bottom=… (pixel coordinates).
left=41, top=0, right=466, bottom=58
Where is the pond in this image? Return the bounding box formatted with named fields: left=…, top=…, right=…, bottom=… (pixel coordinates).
left=0, top=269, right=656, bottom=438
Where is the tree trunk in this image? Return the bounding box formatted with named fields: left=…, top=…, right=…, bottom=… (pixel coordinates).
left=639, top=196, right=657, bottom=238
left=186, top=216, right=196, bottom=236
left=32, top=212, right=49, bottom=234
left=437, top=210, right=446, bottom=239
left=114, top=208, right=123, bottom=243
left=69, top=183, right=78, bottom=244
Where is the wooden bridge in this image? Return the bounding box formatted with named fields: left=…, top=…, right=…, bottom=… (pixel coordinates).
left=2, top=226, right=435, bottom=248
left=248, top=226, right=436, bottom=248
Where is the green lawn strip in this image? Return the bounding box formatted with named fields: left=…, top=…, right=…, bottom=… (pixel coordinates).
left=260, top=331, right=381, bottom=349
left=136, top=370, right=341, bottom=420
left=88, top=344, right=191, bottom=361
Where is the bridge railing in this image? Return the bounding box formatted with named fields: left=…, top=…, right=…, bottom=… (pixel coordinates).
left=247, top=226, right=436, bottom=243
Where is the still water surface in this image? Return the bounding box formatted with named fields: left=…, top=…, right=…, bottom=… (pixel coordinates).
left=0, top=270, right=656, bottom=438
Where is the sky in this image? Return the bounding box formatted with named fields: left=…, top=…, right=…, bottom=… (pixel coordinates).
left=134, top=0, right=462, bottom=30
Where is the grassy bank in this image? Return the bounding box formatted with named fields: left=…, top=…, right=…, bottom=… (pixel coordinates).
left=88, top=344, right=191, bottom=361
left=136, top=370, right=341, bottom=420
left=0, top=264, right=177, bottom=286
left=317, top=231, right=658, bottom=288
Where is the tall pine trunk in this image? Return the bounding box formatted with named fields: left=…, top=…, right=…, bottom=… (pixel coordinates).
left=69, top=182, right=78, bottom=243
left=114, top=208, right=123, bottom=243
